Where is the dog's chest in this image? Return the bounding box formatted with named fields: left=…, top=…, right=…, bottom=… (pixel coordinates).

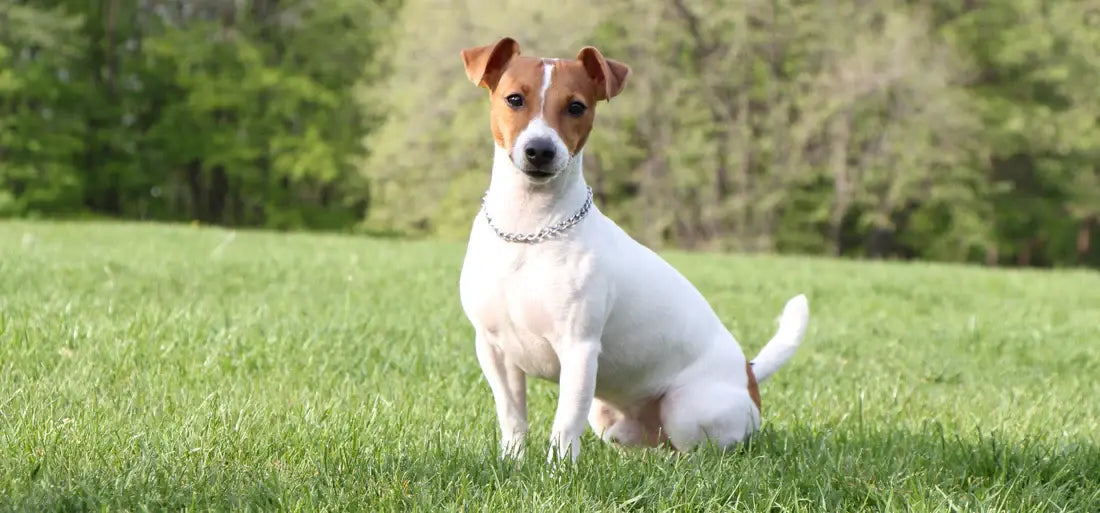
left=460, top=240, right=591, bottom=379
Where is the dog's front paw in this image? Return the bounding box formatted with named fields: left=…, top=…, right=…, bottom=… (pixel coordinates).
left=500, top=437, right=526, bottom=461
left=547, top=431, right=581, bottom=466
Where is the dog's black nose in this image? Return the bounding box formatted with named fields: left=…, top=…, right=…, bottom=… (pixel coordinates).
left=524, top=139, right=556, bottom=168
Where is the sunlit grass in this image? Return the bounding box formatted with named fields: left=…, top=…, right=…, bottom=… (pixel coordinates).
left=1, top=220, right=1098, bottom=511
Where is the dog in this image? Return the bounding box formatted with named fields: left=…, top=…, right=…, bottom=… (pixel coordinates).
left=457, top=37, right=810, bottom=463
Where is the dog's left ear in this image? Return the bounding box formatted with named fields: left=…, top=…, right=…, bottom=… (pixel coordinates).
left=577, top=46, right=630, bottom=102
left=460, top=37, right=521, bottom=90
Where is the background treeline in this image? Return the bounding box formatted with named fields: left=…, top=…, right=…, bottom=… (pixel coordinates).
left=1, top=0, right=397, bottom=229
left=2, top=0, right=1099, bottom=268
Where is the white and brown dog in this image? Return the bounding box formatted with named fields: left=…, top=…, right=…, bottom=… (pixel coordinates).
left=457, top=37, right=810, bottom=463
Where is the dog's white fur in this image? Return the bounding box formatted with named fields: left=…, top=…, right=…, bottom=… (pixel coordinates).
left=459, top=57, right=809, bottom=464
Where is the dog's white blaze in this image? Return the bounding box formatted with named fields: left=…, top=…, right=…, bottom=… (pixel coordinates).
left=539, top=59, right=554, bottom=118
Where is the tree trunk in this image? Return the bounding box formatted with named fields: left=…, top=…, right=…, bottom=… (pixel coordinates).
left=185, top=160, right=205, bottom=221
left=1077, top=218, right=1093, bottom=265
left=105, top=0, right=118, bottom=95
left=828, top=113, right=852, bottom=256
left=867, top=227, right=891, bottom=259
left=210, top=165, right=229, bottom=223
left=733, top=91, right=752, bottom=246
left=1017, top=238, right=1034, bottom=267
left=985, top=245, right=999, bottom=266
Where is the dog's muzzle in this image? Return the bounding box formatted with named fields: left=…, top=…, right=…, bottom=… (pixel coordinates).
left=521, top=138, right=559, bottom=179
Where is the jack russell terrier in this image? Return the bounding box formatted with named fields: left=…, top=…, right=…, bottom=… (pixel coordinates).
left=457, top=37, right=810, bottom=464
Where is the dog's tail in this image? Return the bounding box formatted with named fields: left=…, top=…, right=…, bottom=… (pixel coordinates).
left=749, top=294, right=809, bottom=383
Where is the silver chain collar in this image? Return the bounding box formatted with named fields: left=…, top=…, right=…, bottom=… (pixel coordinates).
left=481, top=186, right=594, bottom=244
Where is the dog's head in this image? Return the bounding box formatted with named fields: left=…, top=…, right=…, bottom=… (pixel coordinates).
left=460, top=37, right=630, bottom=183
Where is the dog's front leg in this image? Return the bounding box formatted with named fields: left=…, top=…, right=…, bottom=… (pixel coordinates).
left=475, top=333, right=528, bottom=459
left=548, top=340, right=600, bottom=464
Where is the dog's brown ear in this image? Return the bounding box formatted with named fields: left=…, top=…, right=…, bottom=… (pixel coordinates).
left=577, top=46, right=630, bottom=102
left=460, top=37, right=521, bottom=90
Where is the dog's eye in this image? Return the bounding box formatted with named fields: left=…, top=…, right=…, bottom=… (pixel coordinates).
left=505, top=94, right=525, bottom=108
left=566, top=101, right=587, bottom=117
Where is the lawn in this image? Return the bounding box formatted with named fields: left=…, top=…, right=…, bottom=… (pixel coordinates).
left=1, top=220, right=1098, bottom=512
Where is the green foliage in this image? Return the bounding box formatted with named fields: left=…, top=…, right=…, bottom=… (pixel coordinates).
left=2, top=221, right=1099, bottom=509
left=945, top=0, right=1100, bottom=266
left=142, top=22, right=346, bottom=226
left=1, top=0, right=1098, bottom=267
left=0, top=0, right=396, bottom=229
left=0, top=3, right=86, bottom=216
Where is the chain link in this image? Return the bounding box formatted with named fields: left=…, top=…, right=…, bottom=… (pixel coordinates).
left=481, top=187, right=594, bottom=244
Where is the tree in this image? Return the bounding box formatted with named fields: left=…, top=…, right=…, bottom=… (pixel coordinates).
left=946, top=0, right=1100, bottom=267
left=0, top=2, right=86, bottom=216
left=0, top=0, right=396, bottom=229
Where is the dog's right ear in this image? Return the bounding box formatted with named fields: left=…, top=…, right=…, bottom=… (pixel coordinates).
left=460, top=37, right=521, bottom=90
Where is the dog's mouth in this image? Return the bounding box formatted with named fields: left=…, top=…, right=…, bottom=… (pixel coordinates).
left=521, top=168, right=557, bottom=180
left=513, top=158, right=564, bottom=181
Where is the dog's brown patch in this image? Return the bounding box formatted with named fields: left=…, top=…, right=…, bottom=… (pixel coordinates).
left=746, top=362, right=761, bottom=412
left=577, top=46, right=630, bottom=102
left=541, top=60, right=598, bottom=155
left=635, top=396, right=671, bottom=447
left=459, top=37, right=519, bottom=90
left=488, top=56, right=544, bottom=149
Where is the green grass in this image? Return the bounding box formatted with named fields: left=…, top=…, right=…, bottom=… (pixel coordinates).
left=1, top=220, right=1098, bottom=512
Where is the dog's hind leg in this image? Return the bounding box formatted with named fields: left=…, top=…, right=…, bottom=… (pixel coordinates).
left=588, top=398, right=668, bottom=447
